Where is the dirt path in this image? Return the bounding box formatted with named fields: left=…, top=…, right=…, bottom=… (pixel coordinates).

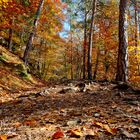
left=0, top=81, right=140, bottom=140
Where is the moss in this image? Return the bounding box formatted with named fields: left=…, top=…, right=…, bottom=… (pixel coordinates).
left=15, top=63, right=29, bottom=79
left=0, top=55, right=8, bottom=63
left=15, top=63, right=26, bottom=71
left=19, top=71, right=28, bottom=77
left=22, top=72, right=36, bottom=84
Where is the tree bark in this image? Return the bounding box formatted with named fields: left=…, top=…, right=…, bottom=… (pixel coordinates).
left=70, top=15, right=73, bottom=80
left=134, top=0, right=138, bottom=51
left=87, top=0, right=97, bottom=80
left=23, top=0, right=45, bottom=64
left=83, top=8, right=87, bottom=79
left=116, top=0, right=128, bottom=82
left=93, top=48, right=100, bottom=80
left=104, top=49, right=110, bottom=81
left=8, top=19, right=14, bottom=51
left=70, top=37, right=73, bottom=80
left=134, top=0, right=140, bottom=75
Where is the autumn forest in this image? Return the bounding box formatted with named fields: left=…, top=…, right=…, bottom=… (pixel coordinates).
left=0, top=0, right=140, bottom=139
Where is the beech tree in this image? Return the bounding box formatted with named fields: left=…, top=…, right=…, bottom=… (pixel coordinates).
left=116, top=0, right=128, bottom=82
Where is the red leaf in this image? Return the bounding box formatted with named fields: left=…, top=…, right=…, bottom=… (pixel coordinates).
left=52, top=131, right=64, bottom=140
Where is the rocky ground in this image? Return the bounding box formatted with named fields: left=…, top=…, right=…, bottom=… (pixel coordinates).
left=0, top=81, right=140, bottom=140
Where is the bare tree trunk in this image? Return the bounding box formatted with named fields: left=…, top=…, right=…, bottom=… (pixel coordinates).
left=104, top=49, right=110, bottom=81
left=116, top=0, right=128, bottom=82
left=93, top=48, right=100, bottom=80
left=70, top=17, right=73, bottom=80
left=70, top=39, right=73, bottom=80
left=23, top=0, right=45, bottom=64
left=8, top=19, right=14, bottom=51
left=87, top=0, right=97, bottom=80
left=83, top=8, right=87, bottom=79
left=64, top=49, right=68, bottom=78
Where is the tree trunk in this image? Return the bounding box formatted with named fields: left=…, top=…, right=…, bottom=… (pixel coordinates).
left=23, top=0, right=45, bottom=64
left=70, top=39, right=73, bottom=80
left=8, top=19, right=14, bottom=51
left=134, top=0, right=138, bottom=51
left=93, top=48, right=100, bottom=80
left=64, top=49, right=68, bottom=78
left=87, top=0, right=97, bottom=80
left=134, top=0, right=140, bottom=75
left=104, top=49, right=110, bottom=81
left=116, top=0, right=128, bottom=82
left=70, top=17, right=73, bottom=80
left=83, top=8, right=87, bottom=79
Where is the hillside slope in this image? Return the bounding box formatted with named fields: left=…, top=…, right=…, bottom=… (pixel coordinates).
left=0, top=46, right=44, bottom=102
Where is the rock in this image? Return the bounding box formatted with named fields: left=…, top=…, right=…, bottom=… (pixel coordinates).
left=76, top=82, right=85, bottom=92
left=43, top=89, right=50, bottom=94
left=34, top=90, right=49, bottom=97
left=67, top=120, right=77, bottom=126
left=66, top=119, right=81, bottom=126
left=59, top=87, right=79, bottom=94
left=76, top=82, right=93, bottom=92
left=93, top=112, right=100, bottom=118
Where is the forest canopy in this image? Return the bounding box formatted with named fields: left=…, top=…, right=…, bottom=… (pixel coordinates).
left=0, top=0, right=140, bottom=86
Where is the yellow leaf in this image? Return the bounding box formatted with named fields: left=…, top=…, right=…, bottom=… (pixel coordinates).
left=0, top=135, right=7, bottom=140
left=67, top=129, right=82, bottom=138
left=93, top=122, right=117, bottom=135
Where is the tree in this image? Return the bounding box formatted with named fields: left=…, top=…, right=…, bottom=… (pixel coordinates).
left=87, top=0, right=97, bottom=80
left=0, top=0, right=28, bottom=51
left=8, top=18, right=14, bottom=51
left=133, top=0, right=140, bottom=74
left=116, top=0, right=128, bottom=82
left=23, top=0, right=45, bottom=64
left=83, top=4, right=87, bottom=79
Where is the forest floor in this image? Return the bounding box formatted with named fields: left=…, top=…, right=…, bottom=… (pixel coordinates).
left=0, top=80, right=140, bottom=140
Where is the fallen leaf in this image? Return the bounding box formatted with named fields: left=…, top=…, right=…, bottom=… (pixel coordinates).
left=52, top=131, right=64, bottom=140
left=85, top=129, right=96, bottom=136
left=14, top=122, right=22, bottom=128
left=0, top=134, right=18, bottom=140
left=93, top=122, right=117, bottom=135
left=67, top=129, right=82, bottom=138
left=85, top=135, right=95, bottom=140
left=0, top=135, right=7, bottom=140
left=120, top=129, right=136, bottom=139
left=7, top=134, right=18, bottom=139
left=104, top=124, right=114, bottom=134
left=107, top=119, right=117, bottom=124
left=23, top=119, right=37, bottom=127
left=93, top=122, right=104, bottom=128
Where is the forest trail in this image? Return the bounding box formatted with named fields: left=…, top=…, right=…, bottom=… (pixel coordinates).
left=1, top=0, right=140, bottom=139
left=0, top=81, right=140, bottom=140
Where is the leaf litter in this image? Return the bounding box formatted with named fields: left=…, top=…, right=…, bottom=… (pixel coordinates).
left=0, top=81, right=140, bottom=140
